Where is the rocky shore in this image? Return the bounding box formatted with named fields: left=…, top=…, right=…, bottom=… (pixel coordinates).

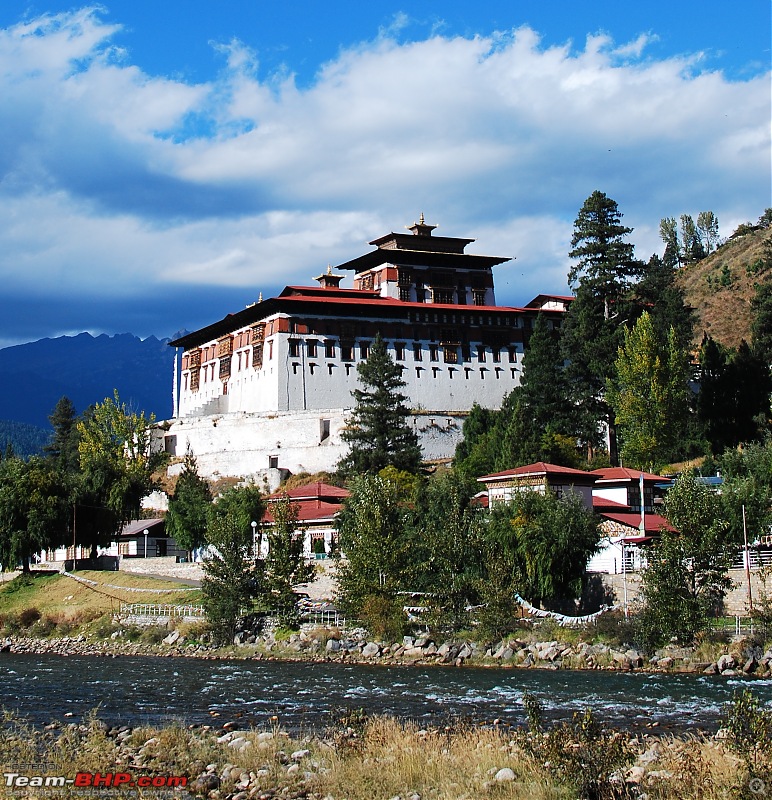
left=3, top=626, right=772, bottom=678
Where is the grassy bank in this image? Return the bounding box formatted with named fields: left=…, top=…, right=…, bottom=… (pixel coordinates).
left=0, top=571, right=202, bottom=639
left=1, top=695, right=770, bottom=800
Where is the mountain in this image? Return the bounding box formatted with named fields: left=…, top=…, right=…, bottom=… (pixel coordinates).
left=0, top=332, right=176, bottom=429
left=677, top=224, right=772, bottom=350
left=0, top=420, right=51, bottom=458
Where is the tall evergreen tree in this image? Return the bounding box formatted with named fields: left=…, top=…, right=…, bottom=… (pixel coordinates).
left=166, top=451, right=212, bottom=559
left=263, top=494, right=314, bottom=629
left=562, top=190, right=642, bottom=461
left=337, top=334, right=422, bottom=477
left=45, top=396, right=80, bottom=474
left=751, top=277, right=772, bottom=365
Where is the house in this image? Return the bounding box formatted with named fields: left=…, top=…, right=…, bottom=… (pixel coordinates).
left=42, top=518, right=187, bottom=565
left=477, top=461, right=676, bottom=575
left=157, top=217, right=570, bottom=479
left=261, top=481, right=349, bottom=558
left=477, top=462, right=597, bottom=509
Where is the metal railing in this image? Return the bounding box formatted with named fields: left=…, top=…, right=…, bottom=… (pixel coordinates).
left=117, top=603, right=205, bottom=620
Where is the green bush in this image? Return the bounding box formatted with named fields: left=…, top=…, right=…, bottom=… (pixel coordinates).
left=18, top=607, right=41, bottom=628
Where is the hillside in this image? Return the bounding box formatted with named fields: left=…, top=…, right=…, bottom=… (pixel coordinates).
left=0, top=332, right=175, bottom=428
left=677, top=225, right=772, bottom=350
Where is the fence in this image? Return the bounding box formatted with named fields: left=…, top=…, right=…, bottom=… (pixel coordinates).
left=731, top=549, right=772, bottom=570
left=116, top=603, right=205, bottom=621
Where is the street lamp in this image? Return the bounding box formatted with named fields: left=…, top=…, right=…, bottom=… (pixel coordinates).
left=251, top=521, right=258, bottom=562
left=143, top=529, right=149, bottom=559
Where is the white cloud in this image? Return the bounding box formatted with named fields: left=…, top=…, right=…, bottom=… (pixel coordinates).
left=0, top=8, right=768, bottom=340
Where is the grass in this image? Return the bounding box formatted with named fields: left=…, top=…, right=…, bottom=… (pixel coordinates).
left=0, top=571, right=202, bottom=638
left=1, top=707, right=768, bottom=800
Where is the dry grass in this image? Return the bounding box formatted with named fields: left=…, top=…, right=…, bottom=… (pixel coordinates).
left=0, top=570, right=201, bottom=623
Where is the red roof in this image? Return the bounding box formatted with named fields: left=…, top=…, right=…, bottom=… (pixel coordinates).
left=599, top=511, right=675, bottom=533
left=592, top=467, right=667, bottom=483
left=263, top=499, right=343, bottom=525
left=592, top=496, right=630, bottom=510
left=479, top=462, right=596, bottom=482
left=267, top=482, right=349, bottom=502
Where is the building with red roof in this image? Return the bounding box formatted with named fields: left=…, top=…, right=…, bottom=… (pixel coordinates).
left=158, top=217, right=569, bottom=480
left=261, top=481, right=349, bottom=558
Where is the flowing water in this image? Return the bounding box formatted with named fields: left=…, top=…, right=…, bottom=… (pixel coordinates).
left=2, top=653, right=771, bottom=734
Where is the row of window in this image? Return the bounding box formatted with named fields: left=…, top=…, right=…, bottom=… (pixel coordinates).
left=288, top=338, right=519, bottom=364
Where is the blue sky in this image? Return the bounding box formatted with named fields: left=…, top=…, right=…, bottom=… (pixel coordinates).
left=0, top=1, right=769, bottom=347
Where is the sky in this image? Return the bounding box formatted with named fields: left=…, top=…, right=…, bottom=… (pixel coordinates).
left=0, top=1, right=769, bottom=348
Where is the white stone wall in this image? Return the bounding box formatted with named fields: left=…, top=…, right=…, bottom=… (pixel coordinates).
left=156, top=408, right=467, bottom=479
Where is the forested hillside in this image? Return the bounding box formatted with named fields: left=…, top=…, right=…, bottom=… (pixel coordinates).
left=677, top=224, right=772, bottom=349
left=0, top=332, right=175, bottom=428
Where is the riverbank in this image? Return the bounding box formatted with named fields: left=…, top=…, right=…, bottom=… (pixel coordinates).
left=0, top=697, right=767, bottom=800
left=4, top=624, right=772, bottom=679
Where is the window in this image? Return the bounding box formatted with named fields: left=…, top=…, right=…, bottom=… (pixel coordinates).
left=399, top=287, right=411, bottom=302
left=508, top=347, right=518, bottom=363
left=492, top=348, right=501, bottom=363
left=461, top=344, right=471, bottom=363
left=269, top=455, right=279, bottom=469
left=307, top=339, right=317, bottom=358
left=288, top=339, right=300, bottom=358
left=477, top=345, right=486, bottom=363
left=429, top=345, right=439, bottom=362
left=432, top=289, right=453, bottom=304
left=395, top=342, right=405, bottom=361
left=341, top=344, right=354, bottom=361
left=413, top=343, right=423, bottom=361
left=324, top=340, right=336, bottom=358
left=473, top=289, right=486, bottom=306
left=360, top=341, right=370, bottom=360
left=443, top=346, right=458, bottom=364
left=320, top=419, right=330, bottom=442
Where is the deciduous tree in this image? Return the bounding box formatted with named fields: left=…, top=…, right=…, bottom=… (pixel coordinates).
left=638, top=472, right=733, bottom=648
left=607, top=312, right=690, bottom=470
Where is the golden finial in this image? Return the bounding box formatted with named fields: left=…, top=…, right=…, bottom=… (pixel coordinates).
left=419, top=212, right=425, bottom=225
left=258, top=292, right=263, bottom=303
left=327, top=264, right=332, bottom=274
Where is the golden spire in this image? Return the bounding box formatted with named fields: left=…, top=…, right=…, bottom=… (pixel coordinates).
left=258, top=292, right=263, bottom=303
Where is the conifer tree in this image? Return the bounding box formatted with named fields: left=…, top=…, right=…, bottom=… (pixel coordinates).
left=263, top=494, right=314, bottom=629
left=337, top=334, right=422, bottom=477
left=562, top=191, right=642, bottom=461
left=166, top=451, right=212, bottom=560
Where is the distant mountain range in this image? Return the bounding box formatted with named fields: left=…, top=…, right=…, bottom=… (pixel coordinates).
left=0, top=333, right=177, bottom=453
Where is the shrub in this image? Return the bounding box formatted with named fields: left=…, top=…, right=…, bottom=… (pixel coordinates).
left=723, top=689, right=772, bottom=779
left=18, top=607, right=41, bottom=628
left=359, top=594, right=406, bottom=641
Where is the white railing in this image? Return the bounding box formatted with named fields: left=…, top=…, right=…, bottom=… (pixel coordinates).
left=117, top=603, right=205, bottom=620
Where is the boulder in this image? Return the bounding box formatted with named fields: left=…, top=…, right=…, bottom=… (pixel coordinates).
left=494, top=767, right=516, bottom=783
left=625, top=649, right=644, bottom=668
left=326, top=638, right=341, bottom=653
left=717, top=654, right=736, bottom=673
left=493, top=645, right=514, bottom=660
left=361, top=642, right=381, bottom=658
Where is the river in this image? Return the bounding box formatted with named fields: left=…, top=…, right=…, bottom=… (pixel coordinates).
left=2, top=653, right=771, bottom=735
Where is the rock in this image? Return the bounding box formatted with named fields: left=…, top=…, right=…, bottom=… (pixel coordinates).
left=361, top=642, right=381, bottom=658
left=326, top=638, right=341, bottom=652
left=658, top=657, right=674, bottom=669
left=717, top=654, right=736, bottom=673
left=415, top=635, right=432, bottom=648
left=703, top=663, right=719, bottom=675
left=493, top=645, right=514, bottom=660
left=743, top=657, right=758, bottom=674
left=612, top=651, right=632, bottom=670
left=403, top=636, right=414, bottom=648
left=163, top=630, right=181, bottom=646
left=541, top=645, right=560, bottom=662
left=193, top=774, right=220, bottom=793
left=457, top=644, right=473, bottom=659
left=286, top=763, right=300, bottom=775
left=291, top=749, right=310, bottom=761
left=494, top=767, right=516, bottom=782
left=625, top=649, right=644, bottom=668
left=627, top=766, right=645, bottom=783
left=257, top=731, right=274, bottom=742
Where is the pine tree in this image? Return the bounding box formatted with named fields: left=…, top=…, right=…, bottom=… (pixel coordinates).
left=562, top=191, right=643, bottom=462
left=201, top=510, right=261, bottom=645
left=45, top=396, right=80, bottom=474
left=263, top=494, right=314, bottom=629
left=337, top=334, right=422, bottom=477
left=166, top=451, right=212, bottom=559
